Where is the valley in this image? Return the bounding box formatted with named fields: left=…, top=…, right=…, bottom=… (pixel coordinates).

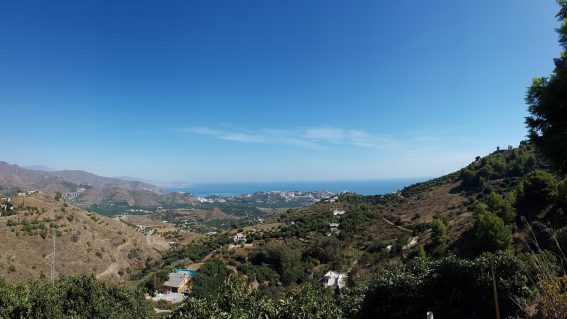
left=0, top=2, right=566, bottom=317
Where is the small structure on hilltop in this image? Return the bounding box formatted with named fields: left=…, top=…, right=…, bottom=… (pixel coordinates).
left=233, top=232, right=246, bottom=244
left=320, top=271, right=347, bottom=290
left=163, top=272, right=189, bottom=294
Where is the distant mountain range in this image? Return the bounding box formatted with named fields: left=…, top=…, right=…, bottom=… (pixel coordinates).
left=23, top=165, right=58, bottom=172
left=0, top=161, right=198, bottom=207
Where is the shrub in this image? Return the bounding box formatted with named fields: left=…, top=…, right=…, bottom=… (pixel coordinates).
left=430, top=218, right=448, bottom=247
left=485, top=192, right=516, bottom=224
left=472, top=211, right=512, bottom=253
left=191, top=259, right=230, bottom=298
left=172, top=275, right=341, bottom=319
left=516, top=170, right=558, bottom=208
left=535, top=275, right=567, bottom=319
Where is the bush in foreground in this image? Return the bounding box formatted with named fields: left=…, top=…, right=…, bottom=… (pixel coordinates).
left=0, top=275, right=148, bottom=319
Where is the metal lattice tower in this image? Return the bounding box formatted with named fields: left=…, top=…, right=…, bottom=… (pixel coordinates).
left=51, top=228, right=56, bottom=286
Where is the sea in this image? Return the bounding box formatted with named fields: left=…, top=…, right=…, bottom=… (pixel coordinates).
left=166, top=178, right=429, bottom=197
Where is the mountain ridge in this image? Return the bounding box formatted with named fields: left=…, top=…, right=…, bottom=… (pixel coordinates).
left=0, top=161, right=199, bottom=207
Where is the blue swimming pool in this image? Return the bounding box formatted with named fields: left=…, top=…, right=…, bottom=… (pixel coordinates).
left=176, top=268, right=198, bottom=277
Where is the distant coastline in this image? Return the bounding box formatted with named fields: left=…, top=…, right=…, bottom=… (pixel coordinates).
left=166, top=178, right=429, bottom=197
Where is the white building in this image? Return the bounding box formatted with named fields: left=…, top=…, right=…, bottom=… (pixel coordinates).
left=320, top=271, right=347, bottom=289
left=332, top=209, right=346, bottom=216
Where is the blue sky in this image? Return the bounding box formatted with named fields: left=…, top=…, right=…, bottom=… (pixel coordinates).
left=0, top=0, right=561, bottom=183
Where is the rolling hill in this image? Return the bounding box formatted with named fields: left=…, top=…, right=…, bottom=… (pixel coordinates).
left=0, top=192, right=161, bottom=283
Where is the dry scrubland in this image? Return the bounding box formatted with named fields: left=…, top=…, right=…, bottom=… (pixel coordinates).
left=0, top=193, right=160, bottom=283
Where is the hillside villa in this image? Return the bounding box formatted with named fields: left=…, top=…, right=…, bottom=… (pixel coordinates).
left=163, top=272, right=190, bottom=294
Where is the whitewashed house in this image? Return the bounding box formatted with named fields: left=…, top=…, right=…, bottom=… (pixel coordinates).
left=320, top=271, right=347, bottom=289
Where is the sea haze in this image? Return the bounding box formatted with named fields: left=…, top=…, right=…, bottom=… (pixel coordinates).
left=166, top=178, right=429, bottom=197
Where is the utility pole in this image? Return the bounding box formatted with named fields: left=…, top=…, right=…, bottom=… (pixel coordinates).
left=51, top=228, right=56, bottom=286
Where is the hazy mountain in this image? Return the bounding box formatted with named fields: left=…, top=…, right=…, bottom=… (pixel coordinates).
left=23, top=165, right=58, bottom=172
left=0, top=161, right=198, bottom=207
left=0, top=161, right=159, bottom=191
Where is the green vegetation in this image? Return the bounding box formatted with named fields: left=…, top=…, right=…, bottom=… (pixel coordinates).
left=0, top=275, right=147, bottom=319
left=472, top=210, right=512, bottom=253
left=516, top=170, right=558, bottom=209
left=525, top=4, right=567, bottom=175
left=249, top=242, right=309, bottom=285
left=459, top=142, right=540, bottom=193
left=4, top=3, right=567, bottom=319
left=171, top=275, right=341, bottom=319
left=358, top=254, right=531, bottom=319
left=484, top=191, right=516, bottom=224
left=430, top=218, right=448, bottom=247
left=191, top=259, right=229, bottom=298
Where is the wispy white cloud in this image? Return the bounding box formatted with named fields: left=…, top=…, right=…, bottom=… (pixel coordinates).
left=174, top=125, right=427, bottom=151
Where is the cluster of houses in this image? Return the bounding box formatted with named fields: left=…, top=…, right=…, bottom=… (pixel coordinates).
left=321, top=208, right=349, bottom=290
left=327, top=209, right=347, bottom=236
left=323, top=196, right=339, bottom=203
left=18, top=190, right=39, bottom=196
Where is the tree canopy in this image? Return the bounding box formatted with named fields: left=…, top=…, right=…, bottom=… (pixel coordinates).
left=191, top=258, right=230, bottom=299
left=525, top=0, right=567, bottom=175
